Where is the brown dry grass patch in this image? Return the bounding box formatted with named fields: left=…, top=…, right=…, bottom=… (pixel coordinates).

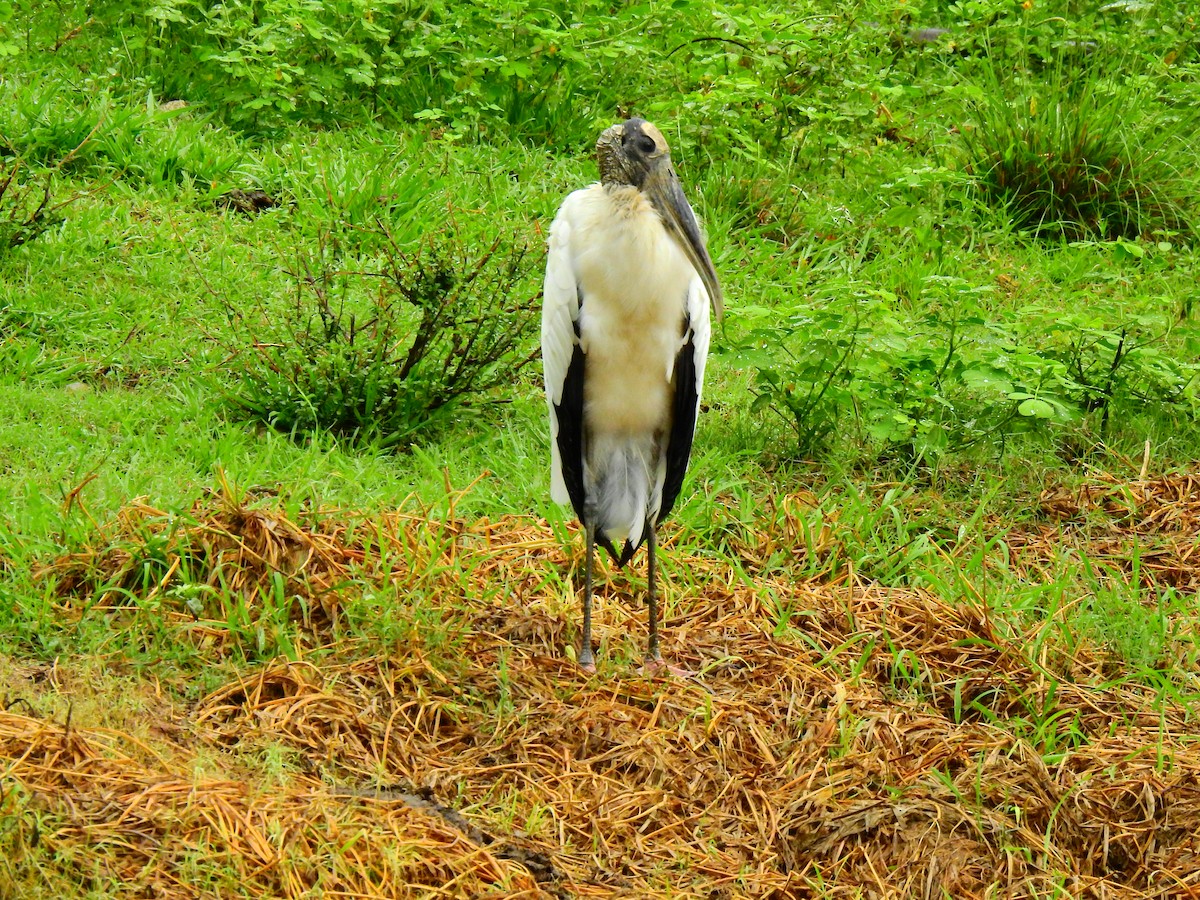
left=4, top=474, right=1200, bottom=897
left=1009, top=471, right=1200, bottom=592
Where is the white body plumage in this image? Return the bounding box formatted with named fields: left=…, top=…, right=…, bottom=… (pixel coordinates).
left=542, top=183, right=711, bottom=554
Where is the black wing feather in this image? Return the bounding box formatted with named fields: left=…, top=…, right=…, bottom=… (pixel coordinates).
left=555, top=341, right=587, bottom=524
left=657, top=323, right=700, bottom=526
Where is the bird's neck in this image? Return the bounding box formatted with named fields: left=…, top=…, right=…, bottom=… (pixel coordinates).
left=602, top=183, right=653, bottom=220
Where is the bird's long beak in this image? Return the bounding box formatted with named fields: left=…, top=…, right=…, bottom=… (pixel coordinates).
left=644, top=167, right=724, bottom=322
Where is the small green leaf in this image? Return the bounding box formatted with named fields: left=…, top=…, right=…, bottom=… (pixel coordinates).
left=962, top=366, right=1013, bottom=393
left=1114, top=238, right=1145, bottom=260
left=1017, top=397, right=1055, bottom=419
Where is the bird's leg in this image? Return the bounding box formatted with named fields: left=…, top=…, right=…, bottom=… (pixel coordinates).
left=646, top=525, right=662, bottom=664
left=578, top=523, right=597, bottom=674
left=643, top=527, right=692, bottom=677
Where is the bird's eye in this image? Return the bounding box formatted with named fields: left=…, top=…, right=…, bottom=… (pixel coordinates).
left=637, top=134, right=656, bottom=154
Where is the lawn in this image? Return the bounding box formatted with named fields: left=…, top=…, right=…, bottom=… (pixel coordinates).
left=2, top=1, right=1200, bottom=897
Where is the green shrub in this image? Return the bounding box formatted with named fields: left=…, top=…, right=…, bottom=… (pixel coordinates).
left=66, top=0, right=668, bottom=141
left=732, top=270, right=1199, bottom=463
left=223, top=225, right=539, bottom=447
left=734, top=282, right=1071, bottom=461
left=17, top=0, right=933, bottom=155
left=0, top=161, right=59, bottom=250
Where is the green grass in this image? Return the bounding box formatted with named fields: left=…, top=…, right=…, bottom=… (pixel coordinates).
left=2, top=97, right=1194, bottom=674
left=0, top=2, right=1193, bottom=659
left=3, top=0, right=1200, bottom=895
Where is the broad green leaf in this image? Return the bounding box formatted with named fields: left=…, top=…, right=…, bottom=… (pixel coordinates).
left=1017, top=398, right=1056, bottom=419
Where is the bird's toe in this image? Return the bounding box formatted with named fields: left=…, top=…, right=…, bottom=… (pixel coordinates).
left=641, top=656, right=693, bottom=678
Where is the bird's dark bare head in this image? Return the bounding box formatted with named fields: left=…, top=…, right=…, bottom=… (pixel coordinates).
left=596, top=118, right=670, bottom=189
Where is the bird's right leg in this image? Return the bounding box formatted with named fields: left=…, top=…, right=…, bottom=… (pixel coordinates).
left=579, top=522, right=597, bottom=674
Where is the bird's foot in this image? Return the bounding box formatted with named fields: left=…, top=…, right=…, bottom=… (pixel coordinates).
left=578, top=648, right=597, bottom=676
left=641, top=656, right=693, bottom=678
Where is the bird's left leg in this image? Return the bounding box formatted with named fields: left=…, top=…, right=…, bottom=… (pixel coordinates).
left=578, top=522, right=597, bottom=674
left=643, top=527, right=691, bottom=676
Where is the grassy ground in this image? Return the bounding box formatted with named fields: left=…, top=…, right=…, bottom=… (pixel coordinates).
left=3, top=1, right=1200, bottom=897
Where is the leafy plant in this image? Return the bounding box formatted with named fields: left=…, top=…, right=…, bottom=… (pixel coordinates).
left=62, top=0, right=656, bottom=139
left=1046, top=315, right=1199, bottom=437
left=0, top=160, right=87, bottom=251
left=738, top=298, right=863, bottom=458
left=737, top=264, right=1200, bottom=465
left=0, top=161, right=58, bottom=250
left=18, top=0, right=931, bottom=154
left=222, top=224, right=540, bottom=447
left=734, top=279, right=1094, bottom=463
left=649, top=4, right=913, bottom=160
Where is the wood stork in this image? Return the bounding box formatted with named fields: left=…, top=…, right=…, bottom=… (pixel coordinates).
left=542, top=118, right=723, bottom=674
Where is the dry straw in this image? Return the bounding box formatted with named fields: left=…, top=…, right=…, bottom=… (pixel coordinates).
left=5, top=473, right=1200, bottom=897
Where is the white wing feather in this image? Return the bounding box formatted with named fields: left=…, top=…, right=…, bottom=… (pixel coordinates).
left=685, top=273, right=712, bottom=404
left=541, top=190, right=588, bottom=506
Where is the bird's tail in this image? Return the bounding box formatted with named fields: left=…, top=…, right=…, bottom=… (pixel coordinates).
left=589, top=435, right=660, bottom=565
